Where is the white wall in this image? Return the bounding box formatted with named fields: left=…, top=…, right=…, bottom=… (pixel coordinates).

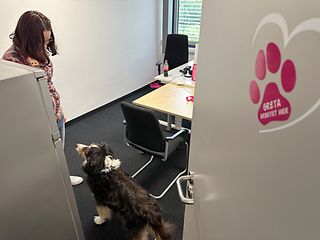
left=0, top=0, right=162, bottom=121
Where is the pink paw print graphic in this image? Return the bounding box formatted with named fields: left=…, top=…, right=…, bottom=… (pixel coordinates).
left=250, top=42, right=296, bottom=125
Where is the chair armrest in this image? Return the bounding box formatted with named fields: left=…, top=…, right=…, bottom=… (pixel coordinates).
left=165, top=128, right=190, bottom=141
left=156, top=61, right=163, bottom=67
left=156, top=61, right=163, bottom=75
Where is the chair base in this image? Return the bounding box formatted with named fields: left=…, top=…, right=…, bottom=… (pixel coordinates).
left=132, top=156, right=154, bottom=178
left=131, top=155, right=186, bottom=199
left=150, top=168, right=186, bottom=199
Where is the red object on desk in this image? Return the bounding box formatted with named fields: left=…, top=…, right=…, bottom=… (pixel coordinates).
left=191, top=64, right=197, bottom=81
left=192, top=43, right=199, bottom=81
left=186, top=95, right=194, bottom=102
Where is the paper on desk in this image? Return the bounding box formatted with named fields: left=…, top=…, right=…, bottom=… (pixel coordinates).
left=165, top=76, right=174, bottom=81
left=175, top=78, right=195, bottom=88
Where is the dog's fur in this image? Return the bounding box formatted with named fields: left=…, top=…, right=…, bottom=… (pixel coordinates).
left=76, top=142, right=175, bottom=240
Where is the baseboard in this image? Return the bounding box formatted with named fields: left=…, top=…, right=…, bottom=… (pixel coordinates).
left=65, top=84, right=151, bottom=127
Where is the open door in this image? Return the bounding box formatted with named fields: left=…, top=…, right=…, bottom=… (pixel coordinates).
left=178, top=0, right=320, bottom=239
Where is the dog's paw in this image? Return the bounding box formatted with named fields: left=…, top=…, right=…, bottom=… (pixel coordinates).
left=94, top=216, right=106, bottom=225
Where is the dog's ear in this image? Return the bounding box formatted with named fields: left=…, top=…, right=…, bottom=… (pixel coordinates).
left=100, top=142, right=114, bottom=156
left=83, top=146, right=90, bottom=157
left=82, top=148, right=105, bottom=175
left=87, top=149, right=101, bottom=166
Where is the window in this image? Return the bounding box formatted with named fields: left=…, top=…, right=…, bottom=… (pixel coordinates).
left=174, top=0, right=203, bottom=46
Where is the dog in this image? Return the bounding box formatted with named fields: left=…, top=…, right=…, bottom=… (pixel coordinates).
left=76, top=142, right=175, bottom=240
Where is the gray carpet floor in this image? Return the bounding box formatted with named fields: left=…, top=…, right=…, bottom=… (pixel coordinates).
left=64, top=85, right=190, bottom=240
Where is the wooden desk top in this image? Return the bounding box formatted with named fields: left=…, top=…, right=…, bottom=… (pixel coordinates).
left=133, top=83, right=194, bottom=120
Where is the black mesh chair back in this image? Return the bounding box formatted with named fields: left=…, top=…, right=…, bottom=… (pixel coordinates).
left=164, top=34, right=189, bottom=70
left=121, top=102, right=165, bottom=155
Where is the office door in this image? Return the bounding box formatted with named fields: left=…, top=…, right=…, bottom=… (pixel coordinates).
left=178, top=0, right=320, bottom=239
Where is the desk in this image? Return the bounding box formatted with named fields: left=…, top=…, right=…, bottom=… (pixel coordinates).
left=133, top=83, right=194, bottom=129
left=154, top=60, right=195, bottom=88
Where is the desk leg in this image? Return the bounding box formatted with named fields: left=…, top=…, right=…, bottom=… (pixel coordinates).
left=175, top=116, right=182, bottom=129
left=167, top=114, right=172, bottom=131
left=159, top=116, right=183, bottom=131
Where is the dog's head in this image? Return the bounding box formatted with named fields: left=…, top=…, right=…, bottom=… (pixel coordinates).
left=76, top=143, right=120, bottom=176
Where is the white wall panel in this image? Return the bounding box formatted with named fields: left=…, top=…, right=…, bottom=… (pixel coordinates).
left=0, top=0, right=162, bottom=120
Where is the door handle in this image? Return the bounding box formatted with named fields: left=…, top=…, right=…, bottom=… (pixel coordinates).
left=176, top=173, right=194, bottom=205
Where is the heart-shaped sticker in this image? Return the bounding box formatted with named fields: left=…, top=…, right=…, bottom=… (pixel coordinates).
left=250, top=13, right=320, bottom=133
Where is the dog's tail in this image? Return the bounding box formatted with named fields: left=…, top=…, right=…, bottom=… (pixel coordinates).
left=150, top=219, right=176, bottom=240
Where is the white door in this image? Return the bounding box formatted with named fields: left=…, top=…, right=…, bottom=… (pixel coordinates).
left=178, top=1, right=320, bottom=239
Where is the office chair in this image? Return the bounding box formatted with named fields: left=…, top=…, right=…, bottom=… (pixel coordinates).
left=156, top=34, right=189, bottom=75
left=120, top=101, right=190, bottom=199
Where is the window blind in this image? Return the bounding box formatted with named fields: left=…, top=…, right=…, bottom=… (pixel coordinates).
left=177, top=0, right=202, bottom=45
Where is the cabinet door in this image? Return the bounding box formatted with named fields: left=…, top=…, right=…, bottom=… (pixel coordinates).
left=0, top=65, right=84, bottom=240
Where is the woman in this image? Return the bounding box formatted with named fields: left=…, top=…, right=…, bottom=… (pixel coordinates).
left=2, top=10, right=83, bottom=186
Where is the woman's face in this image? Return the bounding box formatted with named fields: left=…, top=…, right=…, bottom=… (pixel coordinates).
left=43, top=30, right=52, bottom=47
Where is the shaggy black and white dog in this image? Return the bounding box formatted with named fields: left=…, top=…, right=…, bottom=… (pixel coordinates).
left=76, top=143, right=175, bottom=240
